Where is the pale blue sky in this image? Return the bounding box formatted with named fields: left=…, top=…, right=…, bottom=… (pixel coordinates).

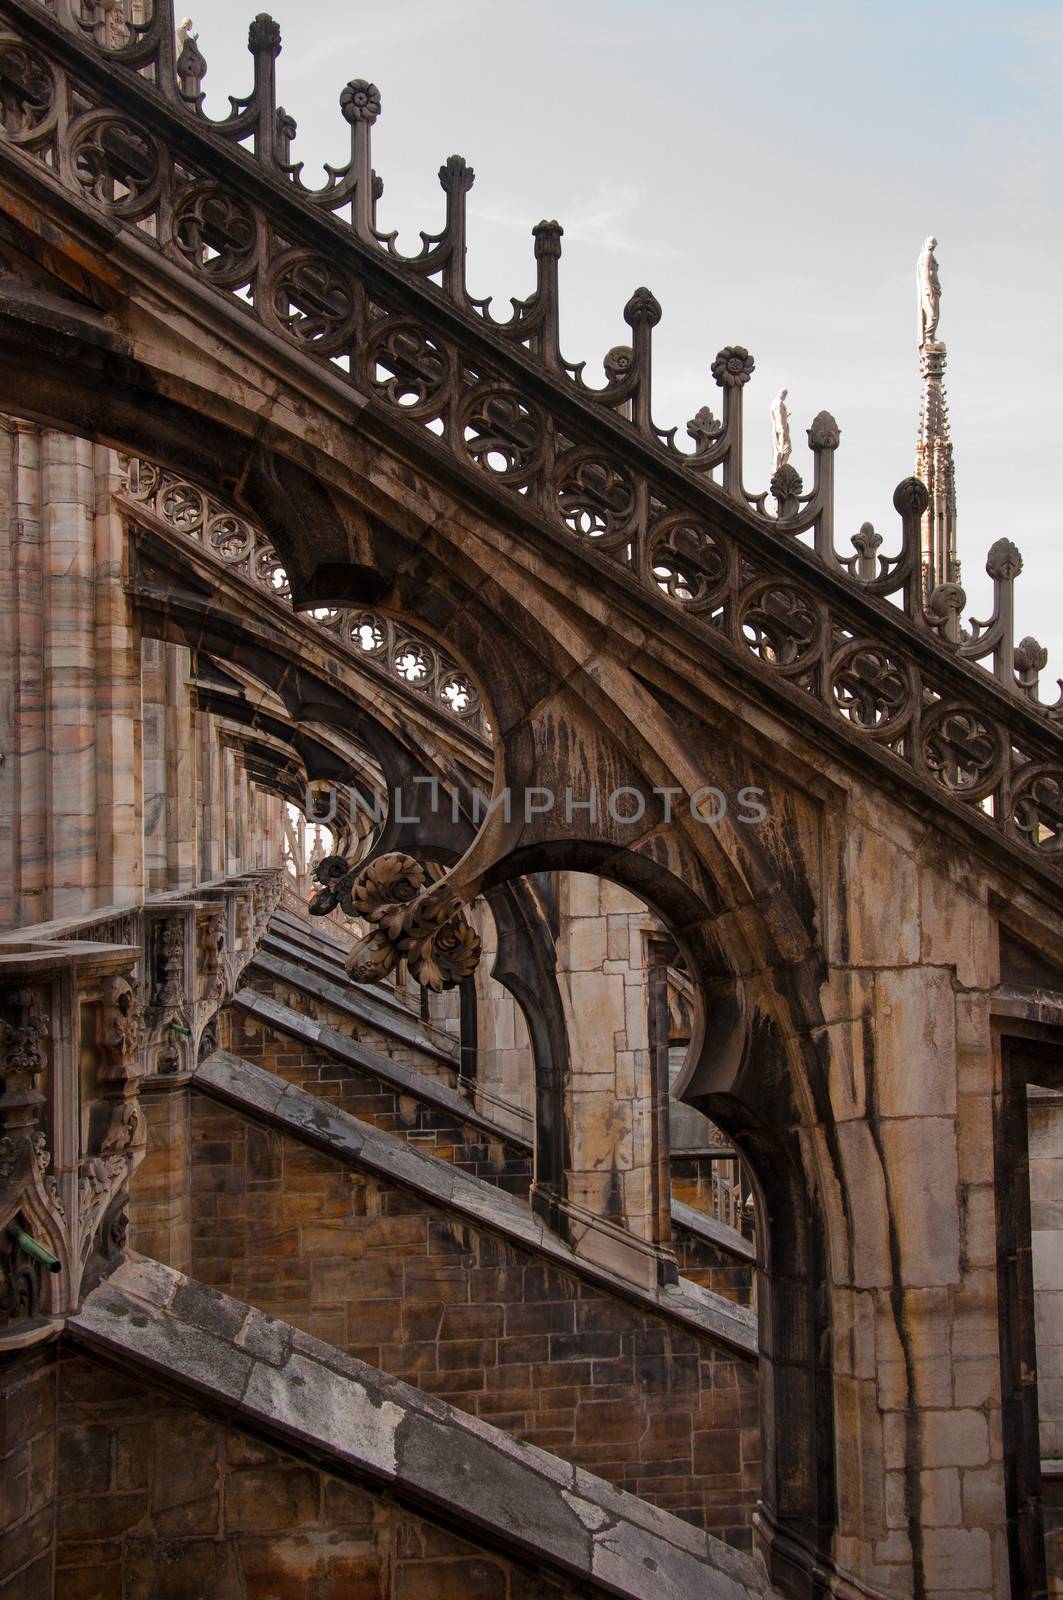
left=193, top=0, right=1063, bottom=676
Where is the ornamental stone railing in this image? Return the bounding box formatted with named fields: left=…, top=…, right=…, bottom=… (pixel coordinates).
left=117, top=457, right=492, bottom=742
left=0, top=867, right=283, bottom=1339
left=0, top=1, right=1059, bottom=867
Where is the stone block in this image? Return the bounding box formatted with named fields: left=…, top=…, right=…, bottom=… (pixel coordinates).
left=921, top=1525, right=992, bottom=1591
left=874, top=968, right=957, bottom=1119
left=846, top=825, right=921, bottom=966
left=121, top=1536, right=246, bottom=1599
left=878, top=1119, right=961, bottom=1287
left=395, top=1556, right=511, bottom=1599
left=921, top=1410, right=989, bottom=1470
left=224, top=1465, right=320, bottom=1532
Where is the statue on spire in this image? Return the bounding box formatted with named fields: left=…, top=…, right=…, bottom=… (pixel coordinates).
left=771, top=387, right=791, bottom=471
left=917, top=235, right=941, bottom=347
left=913, top=235, right=958, bottom=600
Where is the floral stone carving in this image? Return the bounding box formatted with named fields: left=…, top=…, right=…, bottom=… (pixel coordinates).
left=310, top=852, right=481, bottom=992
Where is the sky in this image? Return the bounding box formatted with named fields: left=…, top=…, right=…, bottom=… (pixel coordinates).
left=190, top=0, right=1063, bottom=675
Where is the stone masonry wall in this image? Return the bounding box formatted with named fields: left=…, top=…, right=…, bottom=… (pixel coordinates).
left=1028, top=1089, right=1063, bottom=1593
left=52, top=1347, right=597, bottom=1600
left=0, top=1345, right=57, bottom=1599
left=242, top=964, right=458, bottom=1087
left=189, top=1094, right=760, bottom=1544
left=222, top=1005, right=532, bottom=1194
left=129, top=1080, right=193, bottom=1273
left=671, top=1229, right=754, bottom=1307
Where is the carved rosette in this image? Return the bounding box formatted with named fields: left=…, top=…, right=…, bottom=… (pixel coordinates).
left=313, top=852, right=480, bottom=993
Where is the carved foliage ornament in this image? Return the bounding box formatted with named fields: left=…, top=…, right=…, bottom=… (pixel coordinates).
left=100, top=975, right=145, bottom=1078
left=712, top=346, right=755, bottom=388
left=0, top=1225, right=41, bottom=1328
left=340, top=79, right=381, bottom=125
left=311, top=852, right=480, bottom=992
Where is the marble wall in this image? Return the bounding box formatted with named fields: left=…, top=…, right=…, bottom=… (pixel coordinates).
left=0, top=422, right=284, bottom=931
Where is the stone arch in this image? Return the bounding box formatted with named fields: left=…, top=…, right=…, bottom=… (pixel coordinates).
left=3, top=309, right=846, bottom=1591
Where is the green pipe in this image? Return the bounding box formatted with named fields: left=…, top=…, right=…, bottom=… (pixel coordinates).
left=14, top=1229, right=61, bottom=1273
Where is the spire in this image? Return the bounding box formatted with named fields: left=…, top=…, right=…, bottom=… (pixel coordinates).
left=915, top=236, right=959, bottom=600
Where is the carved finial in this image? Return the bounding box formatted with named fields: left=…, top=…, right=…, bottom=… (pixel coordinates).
left=893, top=477, right=929, bottom=518
left=712, top=346, right=754, bottom=388
left=624, top=287, right=662, bottom=329
left=926, top=581, right=967, bottom=643
left=851, top=522, right=883, bottom=582
left=771, top=386, right=791, bottom=470
left=176, top=18, right=207, bottom=102
left=807, top=411, right=840, bottom=451
left=686, top=405, right=722, bottom=448
left=770, top=463, right=803, bottom=517
left=312, top=853, right=481, bottom=993
left=533, top=220, right=563, bottom=259
left=248, top=13, right=282, bottom=55
left=1016, top=636, right=1049, bottom=675
left=852, top=521, right=882, bottom=557
left=340, top=79, right=381, bottom=125
left=986, top=537, right=1022, bottom=581
left=604, top=345, right=633, bottom=383
left=438, top=154, right=474, bottom=193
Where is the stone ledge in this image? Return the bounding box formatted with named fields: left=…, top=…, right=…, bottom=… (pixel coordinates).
left=70, top=1256, right=773, bottom=1600
left=671, top=1200, right=757, bottom=1264
left=233, top=986, right=531, bottom=1154
left=259, top=931, right=461, bottom=1063
left=194, top=1049, right=758, bottom=1359
left=245, top=951, right=755, bottom=1270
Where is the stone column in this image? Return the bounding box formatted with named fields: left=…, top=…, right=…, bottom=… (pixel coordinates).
left=92, top=445, right=141, bottom=910
left=40, top=432, right=97, bottom=918
left=812, top=800, right=1006, bottom=1599
left=470, top=899, right=534, bottom=1133
left=553, top=872, right=676, bottom=1291
left=197, top=710, right=224, bottom=883
left=0, top=426, right=142, bottom=929
left=142, top=637, right=168, bottom=894
left=164, top=644, right=198, bottom=889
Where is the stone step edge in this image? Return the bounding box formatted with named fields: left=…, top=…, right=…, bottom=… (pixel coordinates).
left=671, top=1200, right=756, bottom=1265
left=69, top=1256, right=772, bottom=1600
left=272, top=903, right=352, bottom=958
left=235, top=980, right=752, bottom=1268
left=232, top=985, right=534, bottom=1157
left=254, top=942, right=534, bottom=1132
left=253, top=943, right=462, bottom=1067
left=262, top=925, right=461, bottom=1059
left=194, top=1049, right=758, bottom=1360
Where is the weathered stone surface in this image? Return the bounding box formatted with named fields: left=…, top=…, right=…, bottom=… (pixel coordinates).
left=192, top=1047, right=757, bottom=1359
left=66, top=1258, right=775, bottom=1598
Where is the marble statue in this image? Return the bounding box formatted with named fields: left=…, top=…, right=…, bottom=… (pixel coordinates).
left=771, top=387, right=791, bottom=471
left=917, top=235, right=941, bottom=347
